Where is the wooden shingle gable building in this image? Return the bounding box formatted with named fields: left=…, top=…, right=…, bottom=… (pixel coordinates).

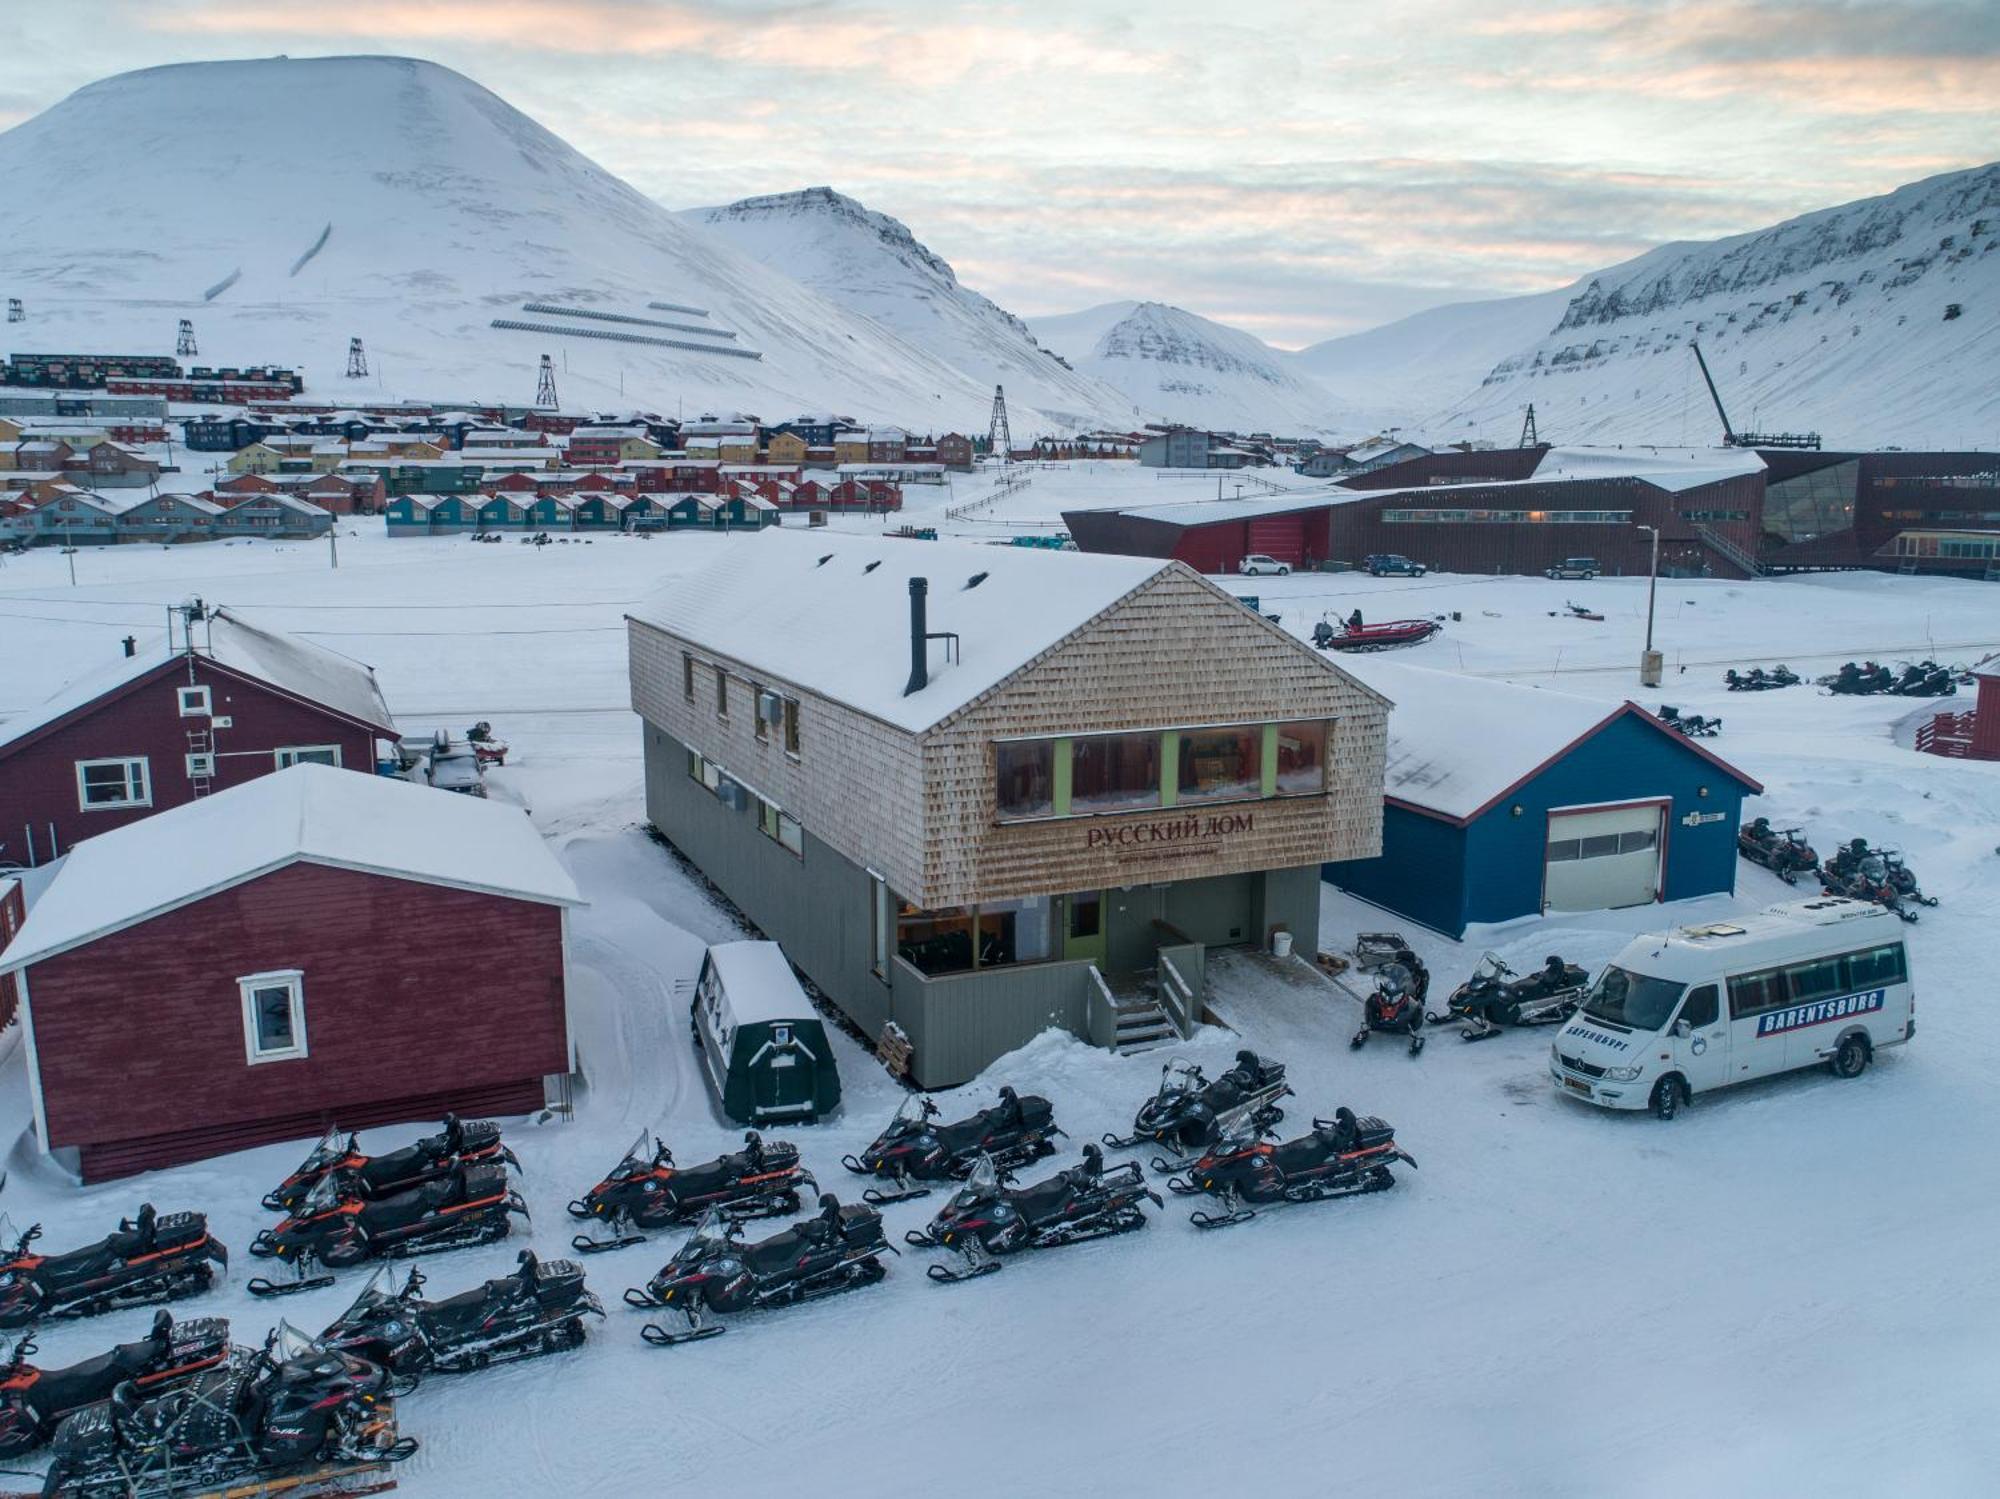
left=629, top=532, right=1387, bottom=1087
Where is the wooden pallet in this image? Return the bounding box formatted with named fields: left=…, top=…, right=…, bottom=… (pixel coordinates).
left=875, top=1021, right=913, bottom=1079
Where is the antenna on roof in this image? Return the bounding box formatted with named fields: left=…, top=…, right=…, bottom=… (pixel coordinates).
left=167, top=597, right=209, bottom=658
left=1518, top=403, right=1538, bottom=447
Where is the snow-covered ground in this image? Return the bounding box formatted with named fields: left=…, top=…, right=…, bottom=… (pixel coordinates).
left=2, top=472, right=1998, bottom=1496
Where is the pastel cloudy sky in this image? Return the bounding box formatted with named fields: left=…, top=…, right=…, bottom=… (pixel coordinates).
left=2, top=0, right=1995, bottom=346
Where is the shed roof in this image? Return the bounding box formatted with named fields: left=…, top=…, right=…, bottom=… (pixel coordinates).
left=1334, top=657, right=1763, bottom=823
left=0, top=607, right=395, bottom=756
left=1, top=764, right=582, bottom=971
left=703, top=940, right=813, bottom=1025
left=630, top=530, right=1176, bottom=734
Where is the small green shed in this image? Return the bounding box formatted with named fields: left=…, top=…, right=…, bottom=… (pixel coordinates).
left=691, top=941, right=841, bottom=1125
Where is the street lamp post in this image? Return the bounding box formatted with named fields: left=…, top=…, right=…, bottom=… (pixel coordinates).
left=1637, top=524, right=1662, bottom=686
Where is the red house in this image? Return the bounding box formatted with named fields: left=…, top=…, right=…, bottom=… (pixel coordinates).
left=0, top=607, right=399, bottom=867
left=0, top=765, right=582, bottom=1180
left=0, top=878, right=23, bottom=1031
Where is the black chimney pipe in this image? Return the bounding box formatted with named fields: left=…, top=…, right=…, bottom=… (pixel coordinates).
left=121, top=635, right=137, bottom=658
left=903, top=576, right=929, bottom=696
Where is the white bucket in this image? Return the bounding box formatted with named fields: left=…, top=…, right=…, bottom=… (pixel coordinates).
left=1271, top=929, right=1294, bottom=959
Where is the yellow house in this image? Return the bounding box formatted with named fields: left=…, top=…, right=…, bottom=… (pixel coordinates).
left=227, top=442, right=284, bottom=475
left=764, top=431, right=809, bottom=465
left=0, top=445, right=17, bottom=472
left=0, top=418, right=22, bottom=444
left=718, top=436, right=759, bottom=464
left=621, top=435, right=664, bottom=462
left=383, top=438, right=446, bottom=460
left=833, top=432, right=870, bottom=464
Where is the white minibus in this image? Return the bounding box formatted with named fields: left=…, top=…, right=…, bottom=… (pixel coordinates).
left=1550, top=896, right=1914, bottom=1119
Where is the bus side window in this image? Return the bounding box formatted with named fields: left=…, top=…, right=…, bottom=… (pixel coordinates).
left=1680, top=985, right=1719, bottom=1028
left=1727, top=969, right=1785, bottom=1019
left=1788, top=957, right=1845, bottom=1004
left=1845, top=943, right=1907, bottom=990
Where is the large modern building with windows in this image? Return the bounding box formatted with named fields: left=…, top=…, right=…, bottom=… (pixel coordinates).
left=1065, top=445, right=1768, bottom=579
left=627, top=532, right=1388, bottom=1088
left=1760, top=449, right=2000, bottom=574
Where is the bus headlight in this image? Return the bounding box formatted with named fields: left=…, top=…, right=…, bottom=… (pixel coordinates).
left=1603, top=1064, right=1644, bottom=1082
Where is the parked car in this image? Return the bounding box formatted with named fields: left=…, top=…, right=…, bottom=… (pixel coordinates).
left=1546, top=557, right=1599, bottom=580
left=1362, top=554, right=1426, bottom=578
left=1237, top=554, right=1291, bottom=577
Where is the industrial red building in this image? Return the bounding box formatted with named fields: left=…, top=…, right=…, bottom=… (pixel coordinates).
left=1064, top=446, right=1767, bottom=578
left=0, top=765, right=582, bottom=1181
left=0, top=608, right=399, bottom=866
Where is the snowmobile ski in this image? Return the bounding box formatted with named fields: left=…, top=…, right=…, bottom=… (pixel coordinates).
left=246, top=1268, right=339, bottom=1299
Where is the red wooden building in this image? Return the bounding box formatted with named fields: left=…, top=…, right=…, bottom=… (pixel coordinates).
left=0, top=878, right=22, bottom=1031
left=0, top=608, right=398, bottom=867
left=0, top=765, right=582, bottom=1180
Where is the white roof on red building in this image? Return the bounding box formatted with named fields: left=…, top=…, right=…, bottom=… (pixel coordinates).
left=0, top=764, right=583, bottom=971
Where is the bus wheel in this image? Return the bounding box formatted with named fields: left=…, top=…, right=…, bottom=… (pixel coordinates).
left=1649, top=1075, right=1687, bottom=1120
left=1830, top=1034, right=1871, bottom=1079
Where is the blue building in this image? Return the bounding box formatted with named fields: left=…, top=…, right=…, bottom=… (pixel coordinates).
left=1324, top=663, right=1762, bottom=937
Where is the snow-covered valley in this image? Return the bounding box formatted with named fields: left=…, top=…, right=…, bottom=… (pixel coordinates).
left=2, top=470, right=1997, bottom=1496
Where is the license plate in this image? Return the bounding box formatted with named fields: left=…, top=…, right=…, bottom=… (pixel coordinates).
left=1564, top=1077, right=1592, bottom=1096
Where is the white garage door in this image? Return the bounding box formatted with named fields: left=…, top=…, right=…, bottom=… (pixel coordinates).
left=1545, top=804, right=1664, bottom=912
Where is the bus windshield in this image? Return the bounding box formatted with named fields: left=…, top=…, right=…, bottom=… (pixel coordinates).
left=1581, top=965, right=1685, bottom=1032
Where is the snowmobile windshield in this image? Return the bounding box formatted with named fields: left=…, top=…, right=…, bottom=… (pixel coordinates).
left=272, top=1321, right=321, bottom=1364
left=1580, top=966, right=1685, bottom=1032
left=610, top=1131, right=651, bottom=1179
left=1160, top=1061, right=1203, bottom=1098
left=351, top=1265, right=403, bottom=1309
left=298, top=1169, right=347, bottom=1218
left=961, top=1156, right=1001, bottom=1199
left=681, top=1211, right=732, bottom=1256
left=297, top=1127, right=346, bottom=1173
left=1859, top=855, right=1888, bottom=882
left=889, top=1095, right=935, bottom=1135
left=0, top=1215, right=20, bottom=1255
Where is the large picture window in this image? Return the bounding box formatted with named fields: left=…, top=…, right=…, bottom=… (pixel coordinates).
left=76, top=757, right=150, bottom=811
left=1177, top=727, right=1261, bottom=805
left=996, top=739, right=1056, bottom=820
left=239, top=970, right=308, bottom=1064
left=1070, top=732, right=1161, bottom=814
left=1275, top=720, right=1328, bottom=795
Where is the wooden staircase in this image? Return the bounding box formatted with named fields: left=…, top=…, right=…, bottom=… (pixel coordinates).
left=1103, top=972, right=1178, bottom=1054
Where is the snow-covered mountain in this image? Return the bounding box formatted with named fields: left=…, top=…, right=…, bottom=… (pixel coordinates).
left=1030, top=301, right=1342, bottom=435
left=684, top=188, right=1129, bottom=431
left=1419, top=164, right=2000, bottom=449
left=0, top=57, right=1063, bottom=429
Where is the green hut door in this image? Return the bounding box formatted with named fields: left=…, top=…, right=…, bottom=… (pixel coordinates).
left=1061, top=891, right=1107, bottom=965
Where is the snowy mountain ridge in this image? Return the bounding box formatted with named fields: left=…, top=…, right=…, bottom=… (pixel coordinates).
left=1031, top=301, right=1344, bottom=436
left=684, top=187, right=1132, bottom=430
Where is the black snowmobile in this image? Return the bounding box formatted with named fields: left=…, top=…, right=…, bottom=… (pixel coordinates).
left=247, top=1162, right=527, bottom=1297
left=1352, top=950, right=1428, bottom=1055
left=1724, top=666, right=1798, bottom=691
left=908, top=1147, right=1161, bottom=1282
left=1879, top=849, right=1939, bottom=908
left=316, top=1251, right=603, bottom=1378
left=0, top=1209, right=228, bottom=1330
left=1821, top=850, right=1921, bottom=923
left=1820, top=661, right=1894, bottom=696
left=1656, top=704, right=1721, bottom=737
left=626, top=1195, right=895, bottom=1345
left=0, top=1313, right=230, bottom=1459
left=262, top=1115, right=517, bottom=1215
left=1168, top=1108, right=1417, bottom=1229
left=1892, top=661, right=1956, bottom=697
left=1102, top=1051, right=1290, bottom=1157
left=1428, top=953, right=1589, bottom=1039
left=38, top=1325, right=415, bottom=1499
left=842, top=1087, right=1062, bottom=1205
left=568, top=1130, right=814, bottom=1254
left=1737, top=818, right=1820, bottom=884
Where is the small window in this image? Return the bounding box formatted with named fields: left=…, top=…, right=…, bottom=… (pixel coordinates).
left=176, top=685, right=212, bottom=717
left=777, top=811, right=803, bottom=857
left=1727, top=967, right=1787, bottom=1019
left=185, top=752, right=216, bottom=778
left=783, top=697, right=801, bottom=758
left=753, top=685, right=771, bottom=742
left=686, top=744, right=702, bottom=781
left=77, top=757, right=150, bottom=811
left=1679, top=985, right=1720, bottom=1028
left=715, top=667, right=728, bottom=719
left=682, top=652, right=695, bottom=702
left=239, top=970, right=308, bottom=1063
left=275, top=746, right=341, bottom=769
left=1844, top=943, right=1908, bottom=991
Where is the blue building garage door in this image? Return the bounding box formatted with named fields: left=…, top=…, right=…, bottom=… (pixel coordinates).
left=1544, top=803, right=1663, bottom=912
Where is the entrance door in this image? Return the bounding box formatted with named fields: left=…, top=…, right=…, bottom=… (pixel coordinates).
left=1544, top=803, right=1665, bottom=912
left=1667, top=983, right=1730, bottom=1094
left=1062, top=892, right=1107, bottom=966
left=1105, top=887, right=1165, bottom=973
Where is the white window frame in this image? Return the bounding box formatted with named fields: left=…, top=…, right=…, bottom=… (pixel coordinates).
left=274, top=745, right=343, bottom=769
left=76, top=756, right=151, bottom=811
left=238, top=969, right=308, bottom=1064
left=185, top=751, right=216, bottom=778
left=176, top=685, right=212, bottom=718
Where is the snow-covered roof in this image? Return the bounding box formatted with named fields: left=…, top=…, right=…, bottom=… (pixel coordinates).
left=703, top=940, right=812, bottom=1024
left=0, top=607, right=394, bottom=757
left=1333, top=656, right=1759, bottom=820
left=0, top=764, right=582, bottom=972
left=630, top=531, right=1177, bottom=734
left=1115, top=486, right=1361, bottom=525
left=1531, top=445, right=1766, bottom=494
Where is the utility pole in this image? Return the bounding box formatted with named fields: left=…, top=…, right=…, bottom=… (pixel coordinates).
left=1637, top=523, right=1662, bottom=686
left=329, top=521, right=339, bottom=570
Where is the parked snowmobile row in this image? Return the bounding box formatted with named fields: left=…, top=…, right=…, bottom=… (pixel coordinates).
left=262, top=1114, right=516, bottom=1215
left=315, top=1251, right=603, bottom=1377
left=568, top=1130, right=813, bottom=1254
left=1820, top=838, right=1938, bottom=922
left=840, top=1086, right=1062, bottom=1204
left=1817, top=660, right=1960, bottom=697
left=1724, top=665, right=1799, bottom=691
left=1168, top=1109, right=1417, bottom=1229
left=0, top=1313, right=231, bottom=1459
left=908, top=1146, right=1162, bottom=1282
left=1103, top=1051, right=1290, bottom=1155
left=0, top=1208, right=227, bottom=1330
